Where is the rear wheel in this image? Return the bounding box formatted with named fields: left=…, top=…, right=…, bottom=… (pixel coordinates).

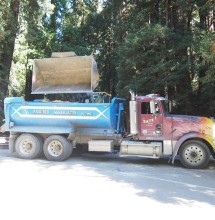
left=15, top=133, right=43, bottom=159
left=43, top=135, right=73, bottom=161
left=179, top=140, right=210, bottom=169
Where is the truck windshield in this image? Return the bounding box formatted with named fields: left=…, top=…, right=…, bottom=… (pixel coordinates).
left=161, top=100, right=169, bottom=114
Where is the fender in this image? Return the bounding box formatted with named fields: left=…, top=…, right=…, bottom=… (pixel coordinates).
left=171, top=132, right=214, bottom=164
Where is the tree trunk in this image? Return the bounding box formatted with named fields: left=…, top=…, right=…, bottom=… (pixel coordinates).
left=1, top=0, right=20, bottom=97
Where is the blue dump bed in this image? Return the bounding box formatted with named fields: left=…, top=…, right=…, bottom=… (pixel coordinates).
left=3, top=97, right=126, bottom=137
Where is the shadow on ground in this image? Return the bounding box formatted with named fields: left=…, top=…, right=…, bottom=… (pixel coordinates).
left=1, top=148, right=215, bottom=206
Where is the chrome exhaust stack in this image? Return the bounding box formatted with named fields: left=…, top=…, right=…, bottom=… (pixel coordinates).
left=129, top=90, right=135, bottom=101
left=129, top=90, right=138, bottom=135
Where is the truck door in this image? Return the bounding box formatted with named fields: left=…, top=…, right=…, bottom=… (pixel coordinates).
left=138, top=101, right=163, bottom=138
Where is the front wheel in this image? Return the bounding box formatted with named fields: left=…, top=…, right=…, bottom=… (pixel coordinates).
left=179, top=140, right=211, bottom=169
left=43, top=135, right=73, bottom=161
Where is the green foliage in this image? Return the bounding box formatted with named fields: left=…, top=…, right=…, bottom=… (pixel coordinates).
left=114, top=0, right=215, bottom=116
left=117, top=24, right=170, bottom=96
left=195, top=31, right=215, bottom=115
left=0, top=0, right=21, bottom=122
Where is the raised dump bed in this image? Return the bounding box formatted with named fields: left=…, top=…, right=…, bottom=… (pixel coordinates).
left=32, top=52, right=99, bottom=94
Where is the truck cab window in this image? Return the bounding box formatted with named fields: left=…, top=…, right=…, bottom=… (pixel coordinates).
left=141, top=102, right=151, bottom=114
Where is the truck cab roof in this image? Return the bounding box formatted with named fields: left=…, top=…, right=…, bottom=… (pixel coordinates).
left=135, top=94, right=168, bottom=102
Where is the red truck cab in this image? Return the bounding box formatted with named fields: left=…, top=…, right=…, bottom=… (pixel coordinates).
left=121, top=93, right=215, bottom=168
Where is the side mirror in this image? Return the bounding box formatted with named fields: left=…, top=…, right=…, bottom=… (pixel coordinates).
left=169, top=101, right=172, bottom=113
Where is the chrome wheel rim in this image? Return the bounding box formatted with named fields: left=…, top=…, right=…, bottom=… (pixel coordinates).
left=47, top=140, right=63, bottom=157
left=19, top=139, right=33, bottom=155
left=184, top=145, right=204, bottom=165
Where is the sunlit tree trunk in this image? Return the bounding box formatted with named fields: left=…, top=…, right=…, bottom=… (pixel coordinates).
left=0, top=0, right=20, bottom=98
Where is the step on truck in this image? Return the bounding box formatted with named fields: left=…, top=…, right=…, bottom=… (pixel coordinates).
left=1, top=52, right=215, bottom=169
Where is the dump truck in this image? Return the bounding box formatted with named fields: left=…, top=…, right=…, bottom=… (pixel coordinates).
left=1, top=52, right=215, bottom=169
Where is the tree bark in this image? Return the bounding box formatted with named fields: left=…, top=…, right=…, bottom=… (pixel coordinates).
left=0, top=0, right=20, bottom=97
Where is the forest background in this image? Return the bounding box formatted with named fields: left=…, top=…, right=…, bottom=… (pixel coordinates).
left=0, top=0, right=215, bottom=122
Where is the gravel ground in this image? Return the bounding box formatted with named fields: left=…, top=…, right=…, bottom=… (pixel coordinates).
left=0, top=148, right=215, bottom=220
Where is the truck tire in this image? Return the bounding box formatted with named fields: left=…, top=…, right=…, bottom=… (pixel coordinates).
left=179, top=140, right=211, bottom=169
left=35, top=134, right=44, bottom=155
left=15, top=133, right=43, bottom=159
left=43, top=135, right=73, bottom=161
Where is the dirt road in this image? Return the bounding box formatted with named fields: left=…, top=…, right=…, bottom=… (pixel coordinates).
left=0, top=148, right=215, bottom=220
